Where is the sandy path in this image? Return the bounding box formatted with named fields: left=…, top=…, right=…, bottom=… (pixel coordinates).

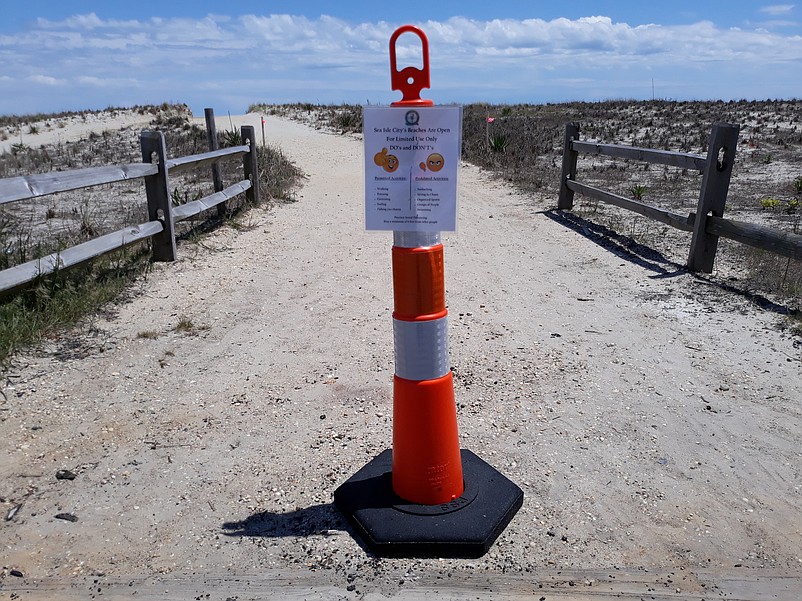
left=0, top=115, right=800, bottom=599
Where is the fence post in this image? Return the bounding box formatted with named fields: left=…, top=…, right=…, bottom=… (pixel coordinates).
left=241, top=125, right=260, bottom=204
left=204, top=108, right=226, bottom=218
left=687, top=123, right=740, bottom=273
left=140, top=131, right=177, bottom=262
left=558, top=123, right=580, bottom=210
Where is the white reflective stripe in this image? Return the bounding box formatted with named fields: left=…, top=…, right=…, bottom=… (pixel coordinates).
left=393, top=316, right=449, bottom=381
left=393, top=231, right=441, bottom=248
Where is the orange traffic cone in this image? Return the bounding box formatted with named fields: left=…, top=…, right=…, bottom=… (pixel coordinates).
left=391, top=232, right=463, bottom=505
left=333, top=24, right=521, bottom=559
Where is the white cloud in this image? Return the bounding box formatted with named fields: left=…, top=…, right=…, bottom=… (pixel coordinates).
left=27, top=74, right=65, bottom=86
left=35, top=13, right=141, bottom=30
left=760, top=4, right=795, bottom=15
left=761, top=19, right=799, bottom=26
left=1, top=13, right=801, bottom=114
left=76, top=75, right=142, bottom=88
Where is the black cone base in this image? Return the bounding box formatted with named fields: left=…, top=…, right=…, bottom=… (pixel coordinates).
left=333, top=449, right=523, bottom=558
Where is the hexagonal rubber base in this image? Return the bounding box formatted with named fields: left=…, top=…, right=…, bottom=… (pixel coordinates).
left=333, top=449, right=523, bottom=558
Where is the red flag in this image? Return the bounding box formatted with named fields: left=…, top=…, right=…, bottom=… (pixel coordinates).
left=487, top=117, right=495, bottom=123
left=261, top=116, right=265, bottom=125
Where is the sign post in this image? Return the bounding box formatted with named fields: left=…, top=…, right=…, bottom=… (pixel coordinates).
left=334, top=25, right=523, bottom=558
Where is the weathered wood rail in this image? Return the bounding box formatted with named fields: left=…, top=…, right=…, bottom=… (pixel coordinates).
left=559, top=122, right=802, bottom=273
left=0, top=112, right=259, bottom=296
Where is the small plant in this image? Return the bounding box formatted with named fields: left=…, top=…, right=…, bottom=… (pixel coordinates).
left=630, top=184, right=648, bottom=200
left=0, top=246, right=152, bottom=367
left=220, top=128, right=242, bottom=147
left=77, top=201, right=98, bottom=238
left=489, top=133, right=508, bottom=153
left=787, top=198, right=799, bottom=213
left=794, top=176, right=802, bottom=194
left=174, top=316, right=196, bottom=333
left=28, top=125, right=39, bottom=135
left=173, top=316, right=208, bottom=335
left=760, top=197, right=782, bottom=210
left=763, top=153, right=773, bottom=164
left=333, top=111, right=361, bottom=133
left=501, top=106, right=512, bottom=117
left=136, top=330, right=160, bottom=339
left=256, top=143, right=303, bottom=203
left=171, top=186, right=201, bottom=206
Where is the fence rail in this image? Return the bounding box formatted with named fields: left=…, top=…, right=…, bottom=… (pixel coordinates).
left=564, top=180, right=695, bottom=232
left=559, top=122, right=802, bottom=272
left=0, top=222, right=164, bottom=294
left=0, top=109, right=259, bottom=297
left=172, top=180, right=251, bottom=221
left=0, top=164, right=159, bottom=205
left=705, top=214, right=802, bottom=261
left=165, top=144, right=250, bottom=175
left=569, top=141, right=708, bottom=172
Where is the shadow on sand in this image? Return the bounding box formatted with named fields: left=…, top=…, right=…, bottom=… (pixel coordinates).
left=540, top=208, right=687, bottom=277
left=221, top=503, right=346, bottom=538
left=541, top=208, right=797, bottom=317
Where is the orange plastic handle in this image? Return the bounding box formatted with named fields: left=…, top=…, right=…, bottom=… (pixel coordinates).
left=389, top=25, right=434, bottom=107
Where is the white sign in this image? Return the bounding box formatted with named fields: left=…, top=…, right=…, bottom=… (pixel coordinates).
left=364, top=106, right=461, bottom=231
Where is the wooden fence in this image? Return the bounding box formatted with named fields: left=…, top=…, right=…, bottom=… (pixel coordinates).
left=558, top=122, right=802, bottom=273
left=0, top=111, right=259, bottom=296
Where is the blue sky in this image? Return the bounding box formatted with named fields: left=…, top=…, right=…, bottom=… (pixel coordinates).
left=1, top=2, right=800, bottom=116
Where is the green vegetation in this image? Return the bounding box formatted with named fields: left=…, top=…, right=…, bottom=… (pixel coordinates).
left=759, top=197, right=799, bottom=213
left=333, top=111, right=361, bottom=132
left=249, top=103, right=363, bottom=134
left=3, top=98, right=800, bottom=364
left=489, top=133, right=509, bottom=153
left=630, top=184, right=648, bottom=200
left=0, top=103, right=302, bottom=367
left=257, top=144, right=301, bottom=202
left=0, top=248, right=151, bottom=366
left=171, top=185, right=202, bottom=207
left=220, top=127, right=243, bottom=147
left=280, top=99, right=801, bottom=316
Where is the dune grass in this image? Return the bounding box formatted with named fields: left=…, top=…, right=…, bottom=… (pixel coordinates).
left=0, top=104, right=302, bottom=367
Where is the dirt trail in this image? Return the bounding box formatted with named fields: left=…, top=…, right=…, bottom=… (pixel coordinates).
left=1, top=115, right=800, bottom=600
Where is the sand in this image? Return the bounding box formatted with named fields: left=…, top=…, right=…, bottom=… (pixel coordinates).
left=0, top=113, right=800, bottom=600
left=0, top=110, right=155, bottom=155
